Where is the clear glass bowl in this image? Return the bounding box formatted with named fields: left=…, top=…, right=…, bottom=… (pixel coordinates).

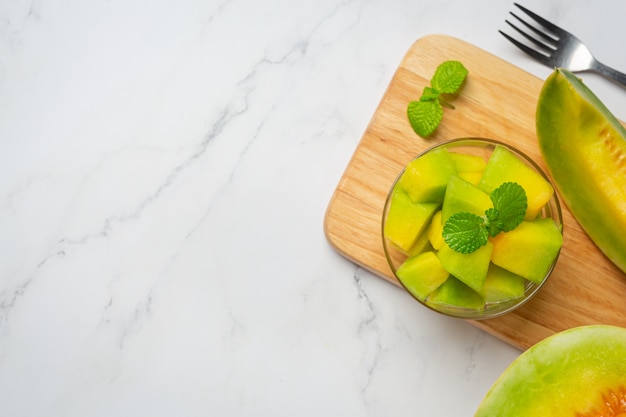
left=382, top=138, right=563, bottom=320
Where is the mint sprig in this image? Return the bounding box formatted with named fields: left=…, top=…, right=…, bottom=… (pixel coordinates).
left=407, top=60, right=468, bottom=138
left=443, top=182, right=527, bottom=254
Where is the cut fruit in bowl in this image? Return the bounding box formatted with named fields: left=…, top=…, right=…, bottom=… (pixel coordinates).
left=381, top=138, right=563, bottom=319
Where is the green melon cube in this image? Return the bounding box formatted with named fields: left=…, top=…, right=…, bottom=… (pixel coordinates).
left=427, top=210, right=445, bottom=250
left=407, top=230, right=432, bottom=257
left=396, top=148, right=457, bottom=203
left=478, top=145, right=554, bottom=220
left=384, top=189, right=439, bottom=253
left=450, top=152, right=487, bottom=173
left=459, top=171, right=483, bottom=186
left=396, top=251, right=449, bottom=301
left=427, top=276, right=484, bottom=310
left=441, top=175, right=493, bottom=223
left=481, top=264, right=526, bottom=303
left=437, top=241, right=493, bottom=293
left=491, top=218, right=563, bottom=283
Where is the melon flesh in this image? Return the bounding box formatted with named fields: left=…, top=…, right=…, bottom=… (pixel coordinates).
left=478, top=145, right=554, bottom=220
left=428, top=276, right=484, bottom=310
left=449, top=152, right=486, bottom=173
left=537, top=68, right=626, bottom=274
left=490, top=218, right=562, bottom=284
left=437, top=241, right=493, bottom=293
left=480, top=264, right=525, bottom=303
left=396, top=251, right=449, bottom=301
left=397, top=147, right=457, bottom=203
left=474, top=325, right=626, bottom=416
left=441, top=175, right=492, bottom=223
left=427, top=211, right=444, bottom=250
left=384, top=189, right=439, bottom=253
left=407, top=230, right=432, bottom=257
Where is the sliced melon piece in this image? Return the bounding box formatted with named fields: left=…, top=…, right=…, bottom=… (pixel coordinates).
left=458, top=171, right=482, bottom=186
left=396, top=147, right=457, bottom=203
left=426, top=210, right=444, bottom=250
left=449, top=152, right=486, bottom=173
left=474, top=325, right=626, bottom=417
left=407, top=230, right=432, bottom=257
left=480, top=264, right=525, bottom=303
left=478, top=145, right=554, bottom=220
left=396, top=251, right=449, bottom=301
left=384, top=189, right=439, bottom=253
left=441, top=175, right=492, bottom=223
left=537, top=68, right=626, bottom=274
left=437, top=241, right=493, bottom=293
left=428, top=276, right=484, bottom=310
left=491, top=218, right=562, bottom=284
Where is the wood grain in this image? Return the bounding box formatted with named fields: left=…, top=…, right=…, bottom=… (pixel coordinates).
left=323, top=34, right=626, bottom=351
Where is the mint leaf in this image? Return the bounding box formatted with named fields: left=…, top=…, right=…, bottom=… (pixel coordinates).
left=407, top=100, right=443, bottom=137
left=420, top=87, right=440, bottom=101
left=430, top=61, right=468, bottom=94
left=407, top=60, right=468, bottom=138
left=442, top=212, right=488, bottom=254
left=443, top=181, right=528, bottom=254
left=484, top=208, right=504, bottom=237
left=490, top=182, right=527, bottom=231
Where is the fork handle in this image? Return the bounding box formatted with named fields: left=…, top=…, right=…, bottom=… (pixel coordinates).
left=592, top=61, right=626, bottom=89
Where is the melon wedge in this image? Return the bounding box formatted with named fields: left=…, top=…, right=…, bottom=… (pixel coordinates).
left=474, top=325, right=626, bottom=416
left=537, top=68, right=626, bottom=274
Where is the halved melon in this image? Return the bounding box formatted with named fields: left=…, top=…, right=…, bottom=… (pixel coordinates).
left=474, top=325, right=626, bottom=416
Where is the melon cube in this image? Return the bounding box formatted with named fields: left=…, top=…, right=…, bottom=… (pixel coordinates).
left=396, top=148, right=457, bottom=203
left=450, top=152, right=487, bottom=173
left=459, top=171, right=483, bottom=186
left=437, top=241, right=493, bottom=293
left=491, top=218, right=563, bottom=284
left=384, top=189, right=439, bottom=253
left=478, top=145, right=554, bottom=220
left=442, top=175, right=493, bottom=223
left=450, top=152, right=485, bottom=185
left=427, top=276, right=484, bottom=310
left=407, top=230, right=432, bottom=257
left=396, top=251, right=449, bottom=301
left=481, top=264, right=526, bottom=303
left=427, top=211, right=445, bottom=250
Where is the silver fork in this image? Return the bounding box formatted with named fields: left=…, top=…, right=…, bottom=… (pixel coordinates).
left=500, top=3, right=626, bottom=88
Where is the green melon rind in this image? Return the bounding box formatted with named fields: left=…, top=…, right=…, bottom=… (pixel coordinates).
left=474, top=325, right=626, bottom=416
left=536, top=68, right=626, bottom=274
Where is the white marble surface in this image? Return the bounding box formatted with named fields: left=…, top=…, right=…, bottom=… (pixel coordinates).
left=2, top=0, right=626, bottom=415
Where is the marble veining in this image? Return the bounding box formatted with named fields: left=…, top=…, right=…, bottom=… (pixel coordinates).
left=2, top=0, right=626, bottom=415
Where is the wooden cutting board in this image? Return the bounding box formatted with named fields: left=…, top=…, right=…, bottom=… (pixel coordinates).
left=324, top=34, right=626, bottom=351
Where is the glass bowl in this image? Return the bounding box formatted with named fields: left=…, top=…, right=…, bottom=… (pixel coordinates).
left=382, top=138, right=563, bottom=320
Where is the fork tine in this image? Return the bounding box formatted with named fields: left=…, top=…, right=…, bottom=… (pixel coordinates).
left=499, top=30, right=551, bottom=62
left=509, top=12, right=556, bottom=44
left=513, top=3, right=564, bottom=38
left=505, top=19, right=555, bottom=53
